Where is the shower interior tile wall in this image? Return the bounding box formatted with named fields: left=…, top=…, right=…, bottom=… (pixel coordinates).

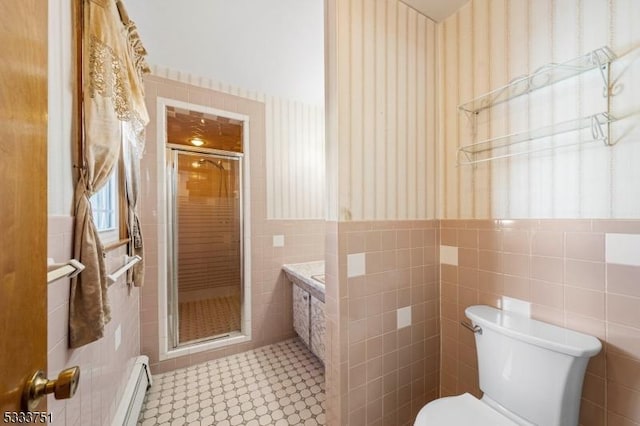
left=439, top=219, right=640, bottom=425
left=47, top=216, right=141, bottom=425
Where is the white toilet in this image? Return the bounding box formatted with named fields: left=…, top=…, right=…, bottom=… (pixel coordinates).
left=415, top=305, right=602, bottom=426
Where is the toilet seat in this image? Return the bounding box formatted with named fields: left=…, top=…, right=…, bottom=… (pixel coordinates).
left=414, top=393, right=520, bottom=426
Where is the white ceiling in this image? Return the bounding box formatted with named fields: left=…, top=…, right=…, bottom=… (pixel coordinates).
left=126, top=0, right=325, bottom=104
left=125, top=0, right=467, bottom=104
left=401, top=0, right=470, bottom=22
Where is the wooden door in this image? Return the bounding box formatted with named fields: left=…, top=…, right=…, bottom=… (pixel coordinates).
left=0, top=0, right=48, bottom=414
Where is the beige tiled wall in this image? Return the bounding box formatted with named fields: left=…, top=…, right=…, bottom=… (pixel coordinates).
left=325, top=220, right=440, bottom=426
left=140, top=75, right=325, bottom=373
left=439, top=219, right=640, bottom=426
left=47, top=216, right=140, bottom=425
left=324, top=221, right=342, bottom=426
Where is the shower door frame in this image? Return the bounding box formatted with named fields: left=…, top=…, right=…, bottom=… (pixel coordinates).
left=156, top=97, right=252, bottom=361
left=167, top=148, right=245, bottom=349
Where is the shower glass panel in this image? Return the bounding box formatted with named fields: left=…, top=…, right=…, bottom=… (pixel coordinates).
left=169, top=149, right=243, bottom=347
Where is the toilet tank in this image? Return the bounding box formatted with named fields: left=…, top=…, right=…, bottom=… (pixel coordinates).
left=465, top=305, right=601, bottom=426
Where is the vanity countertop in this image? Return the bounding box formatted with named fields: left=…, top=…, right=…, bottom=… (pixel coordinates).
left=282, top=260, right=325, bottom=303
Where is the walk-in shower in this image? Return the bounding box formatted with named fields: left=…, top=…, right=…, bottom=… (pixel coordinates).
left=161, top=101, right=250, bottom=351
left=168, top=150, right=242, bottom=345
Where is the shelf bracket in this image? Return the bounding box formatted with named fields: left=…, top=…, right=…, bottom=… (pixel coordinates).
left=590, top=113, right=615, bottom=146
left=460, top=109, right=476, bottom=123
left=591, top=115, right=605, bottom=141
left=594, top=48, right=615, bottom=146
left=592, top=51, right=612, bottom=98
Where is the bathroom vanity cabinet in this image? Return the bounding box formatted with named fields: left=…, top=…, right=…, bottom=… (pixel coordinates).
left=309, top=295, right=325, bottom=361
left=293, top=285, right=311, bottom=346
left=283, top=261, right=326, bottom=363
left=292, top=284, right=325, bottom=362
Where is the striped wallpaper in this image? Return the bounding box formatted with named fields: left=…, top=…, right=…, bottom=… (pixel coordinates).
left=326, top=0, right=439, bottom=221
left=439, top=0, right=640, bottom=219
left=149, top=65, right=325, bottom=220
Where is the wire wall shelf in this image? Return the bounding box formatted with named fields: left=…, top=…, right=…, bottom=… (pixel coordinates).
left=456, top=46, right=617, bottom=166
left=457, top=112, right=617, bottom=165
left=458, top=46, right=617, bottom=114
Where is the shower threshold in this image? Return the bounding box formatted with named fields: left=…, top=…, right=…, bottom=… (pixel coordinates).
left=177, top=331, right=235, bottom=348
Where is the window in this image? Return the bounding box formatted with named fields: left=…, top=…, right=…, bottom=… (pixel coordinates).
left=90, top=168, right=119, bottom=242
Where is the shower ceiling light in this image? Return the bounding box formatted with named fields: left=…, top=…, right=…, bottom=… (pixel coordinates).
left=191, top=161, right=201, bottom=168
left=190, top=137, right=205, bottom=147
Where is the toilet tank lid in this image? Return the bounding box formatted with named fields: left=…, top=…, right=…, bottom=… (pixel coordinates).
left=465, top=305, right=602, bottom=358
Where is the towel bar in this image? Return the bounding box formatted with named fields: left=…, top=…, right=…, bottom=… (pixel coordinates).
left=47, top=259, right=85, bottom=284
left=107, top=255, right=142, bottom=284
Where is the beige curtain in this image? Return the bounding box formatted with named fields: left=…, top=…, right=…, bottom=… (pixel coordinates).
left=123, top=121, right=144, bottom=286
left=70, top=0, right=149, bottom=348
left=118, top=0, right=148, bottom=287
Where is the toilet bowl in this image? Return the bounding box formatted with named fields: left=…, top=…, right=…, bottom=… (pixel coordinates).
left=415, top=305, right=602, bottom=426
left=414, top=393, right=520, bottom=425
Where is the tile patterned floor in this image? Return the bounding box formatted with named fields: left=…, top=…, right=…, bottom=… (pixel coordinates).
left=179, top=295, right=241, bottom=343
left=138, top=339, right=325, bottom=426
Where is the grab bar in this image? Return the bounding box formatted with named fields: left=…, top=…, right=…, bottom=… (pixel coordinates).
left=107, top=255, right=142, bottom=284
left=47, top=259, right=85, bottom=284
left=461, top=321, right=482, bottom=335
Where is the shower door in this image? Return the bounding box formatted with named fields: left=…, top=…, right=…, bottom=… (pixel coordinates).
left=168, top=149, right=243, bottom=347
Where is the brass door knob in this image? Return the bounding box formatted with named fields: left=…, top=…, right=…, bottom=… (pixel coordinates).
left=22, top=366, right=80, bottom=411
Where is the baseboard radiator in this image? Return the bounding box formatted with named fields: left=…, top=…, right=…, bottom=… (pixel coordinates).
left=112, top=356, right=153, bottom=426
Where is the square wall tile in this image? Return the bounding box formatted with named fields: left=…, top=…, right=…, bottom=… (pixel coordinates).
left=501, top=296, right=531, bottom=317
left=606, top=234, right=640, bottom=266
left=272, top=234, right=285, bottom=247
left=397, top=307, right=411, bottom=329
left=348, top=253, right=366, bottom=278
left=440, top=246, right=458, bottom=266
left=565, top=233, right=604, bottom=262
left=607, top=264, right=640, bottom=298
